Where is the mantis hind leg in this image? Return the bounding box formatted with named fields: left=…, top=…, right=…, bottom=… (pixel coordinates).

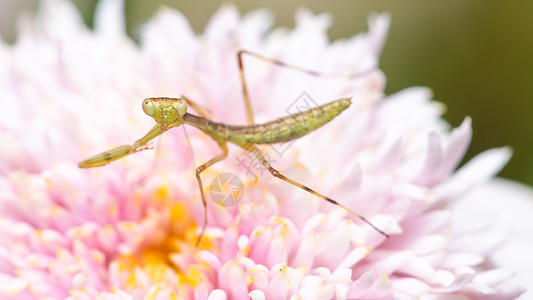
left=237, top=50, right=377, bottom=126
left=194, top=142, right=229, bottom=246
left=241, top=143, right=388, bottom=238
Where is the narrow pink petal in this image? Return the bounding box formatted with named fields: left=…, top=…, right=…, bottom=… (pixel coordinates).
left=94, top=0, right=125, bottom=37
left=399, top=257, right=436, bottom=281
left=204, top=5, right=240, bottom=43
left=440, top=253, right=484, bottom=269
left=218, top=261, right=249, bottom=300
left=38, top=0, right=86, bottom=39
left=347, top=269, right=376, bottom=297
left=0, top=274, right=27, bottom=295
left=249, top=289, right=265, bottom=300
left=96, top=292, right=123, bottom=300
left=372, top=250, right=415, bottom=276
left=207, top=289, right=227, bottom=300
left=408, top=234, right=448, bottom=255
left=97, top=224, right=119, bottom=254
left=367, top=13, right=391, bottom=56
left=432, top=272, right=474, bottom=293
left=435, top=147, right=512, bottom=200
left=391, top=277, right=430, bottom=296
left=299, top=275, right=333, bottom=299
left=290, top=234, right=317, bottom=268
left=436, top=117, right=472, bottom=181
left=337, top=247, right=370, bottom=269
left=415, top=132, right=442, bottom=186
left=348, top=269, right=393, bottom=298
left=266, top=267, right=290, bottom=299
left=374, top=138, right=406, bottom=176
left=248, top=264, right=269, bottom=291
left=197, top=251, right=222, bottom=271
left=472, top=269, right=514, bottom=288
left=28, top=281, right=68, bottom=298
left=314, top=222, right=350, bottom=267
left=154, top=288, right=172, bottom=300
left=335, top=163, right=362, bottom=196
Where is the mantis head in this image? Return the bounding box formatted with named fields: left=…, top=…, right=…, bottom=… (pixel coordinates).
left=142, top=97, right=188, bottom=131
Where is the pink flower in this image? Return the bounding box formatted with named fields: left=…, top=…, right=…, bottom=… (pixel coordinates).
left=0, top=0, right=528, bottom=299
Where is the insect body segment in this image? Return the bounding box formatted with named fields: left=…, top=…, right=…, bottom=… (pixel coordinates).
left=231, top=98, right=351, bottom=145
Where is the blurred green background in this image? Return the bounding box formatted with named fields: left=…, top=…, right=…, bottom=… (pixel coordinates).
left=2, top=0, right=532, bottom=186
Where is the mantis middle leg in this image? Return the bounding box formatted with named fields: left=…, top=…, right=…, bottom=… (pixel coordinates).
left=194, top=142, right=229, bottom=245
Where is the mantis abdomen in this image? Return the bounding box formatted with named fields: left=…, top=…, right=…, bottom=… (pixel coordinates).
left=193, top=98, right=352, bottom=146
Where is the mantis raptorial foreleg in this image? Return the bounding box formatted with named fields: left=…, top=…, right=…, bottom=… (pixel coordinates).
left=241, top=142, right=389, bottom=238
left=78, top=125, right=164, bottom=168
left=194, top=142, right=229, bottom=245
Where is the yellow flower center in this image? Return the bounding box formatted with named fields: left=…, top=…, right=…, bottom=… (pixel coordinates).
left=111, top=184, right=215, bottom=296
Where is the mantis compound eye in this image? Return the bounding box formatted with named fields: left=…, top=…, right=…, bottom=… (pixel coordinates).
left=142, top=98, right=156, bottom=117
left=176, top=98, right=188, bottom=117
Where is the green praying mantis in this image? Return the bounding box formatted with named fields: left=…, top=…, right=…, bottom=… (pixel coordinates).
left=79, top=50, right=389, bottom=243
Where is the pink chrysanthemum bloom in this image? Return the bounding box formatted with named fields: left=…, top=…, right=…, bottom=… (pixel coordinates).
left=0, top=0, right=529, bottom=299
